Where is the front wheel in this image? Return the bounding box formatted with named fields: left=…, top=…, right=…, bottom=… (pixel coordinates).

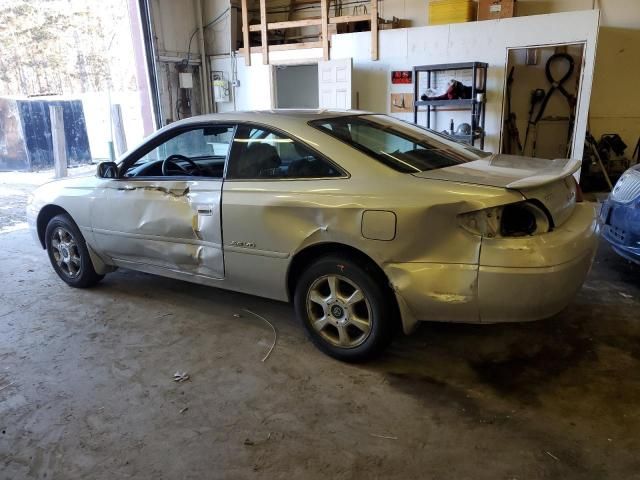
left=45, top=214, right=104, bottom=288
left=294, top=255, right=394, bottom=362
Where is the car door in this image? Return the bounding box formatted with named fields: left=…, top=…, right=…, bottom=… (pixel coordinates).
left=92, top=124, right=235, bottom=279
left=221, top=123, right=347, bottom=299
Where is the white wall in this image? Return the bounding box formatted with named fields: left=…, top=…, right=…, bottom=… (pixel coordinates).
left=332, top=10, right=600, bottom=158
left=205, top=2, right=637, bottom=156
left=151, top=0, right=199, bottom=57
left=380, top=0, right=428, bottom=26
left=382, top=0, right=640, bottom=30
left=227, top=10, right=600, bottom=158
left=203, top=0, right=235, bottom=56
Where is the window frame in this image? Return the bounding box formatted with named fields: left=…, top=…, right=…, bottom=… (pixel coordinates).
left=117, top=122, right=238, bottom=181
left=223, top=122, right=349, bottom=182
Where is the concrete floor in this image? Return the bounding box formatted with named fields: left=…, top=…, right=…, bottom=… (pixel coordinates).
left=1, top=178, right=640, bottom=478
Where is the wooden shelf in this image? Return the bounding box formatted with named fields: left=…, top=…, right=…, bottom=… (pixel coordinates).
left=413, top=61, right=489, bottom=72
left=240, top=0, right=378, bottom=65
left=414, top=99, right=475, bottom=107
left=241, top=41, right=322, bottom=54
left=249, top=18, right=322, bottom=32
left=329, top=14, right=371, bottom=24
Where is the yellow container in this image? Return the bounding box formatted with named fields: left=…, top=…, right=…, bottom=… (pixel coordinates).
left=428, top=0, right=476, bottom=25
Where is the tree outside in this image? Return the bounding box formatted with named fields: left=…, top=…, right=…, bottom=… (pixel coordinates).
left=0, top=0, right=148, bottom=164
left=0, top=0, right=137, bottom=96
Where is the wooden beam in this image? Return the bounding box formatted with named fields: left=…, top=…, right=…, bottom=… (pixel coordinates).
left=241, top=0, right=250, bottom=66
left=259, top=0, right=268, bottom=65
left=370, top=0, right=378, bottom=61
left=321, top=0, right=329, bottom=60
left=249, top=18, right=322, bottom=32
left=241, top=41, right=323, bottom=54
left=247, top=13, right=373, bottom=32
left=329, top=14, right=371, bottom=24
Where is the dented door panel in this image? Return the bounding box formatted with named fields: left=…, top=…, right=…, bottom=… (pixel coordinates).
left=92, top=178, right=224, bottom=278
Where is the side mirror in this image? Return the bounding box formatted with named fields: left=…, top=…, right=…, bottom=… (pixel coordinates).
left=97, top=161, right=118, bottom=179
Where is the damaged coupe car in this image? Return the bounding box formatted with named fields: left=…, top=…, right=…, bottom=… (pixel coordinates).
left=28, top=111, right=598, bottom=361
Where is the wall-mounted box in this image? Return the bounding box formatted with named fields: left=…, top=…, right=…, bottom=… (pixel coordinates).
left=478, top=0, right=516, bottom=21
left=179, top=72, right=193, bottom=89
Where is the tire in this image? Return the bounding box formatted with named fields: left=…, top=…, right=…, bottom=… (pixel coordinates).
left=45, top=214, right=104, bottom=288
left=294, top=255, right=394, bottom=362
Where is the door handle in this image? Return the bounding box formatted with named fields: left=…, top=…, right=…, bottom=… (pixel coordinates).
left=197, top=207, right=213, bottom=216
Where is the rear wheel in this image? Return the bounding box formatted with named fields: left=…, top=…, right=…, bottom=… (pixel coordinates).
left=45, top=214, right=104, bottom=288
left=294, top=255, right=393, bottom=362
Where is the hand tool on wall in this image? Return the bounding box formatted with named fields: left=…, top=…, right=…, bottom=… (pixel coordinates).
left=522, top=88, right=545, bottom=155
left=523, top=53, right=577, bottom=157
left=504, top=66, right=522, bottom=154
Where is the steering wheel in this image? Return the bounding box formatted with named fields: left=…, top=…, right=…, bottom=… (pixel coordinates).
left=161, top=154, right=202, bottom=176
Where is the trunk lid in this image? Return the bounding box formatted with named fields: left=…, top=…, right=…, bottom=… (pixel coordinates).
left=413, top=154, right=580, bottom=226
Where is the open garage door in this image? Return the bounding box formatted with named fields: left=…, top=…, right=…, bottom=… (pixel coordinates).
left=318, top=58, right=352, bottom=109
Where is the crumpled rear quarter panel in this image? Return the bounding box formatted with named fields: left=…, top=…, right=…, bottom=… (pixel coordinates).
left=221, top=172, right=524, bottom=329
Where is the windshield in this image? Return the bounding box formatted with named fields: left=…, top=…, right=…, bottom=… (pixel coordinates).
left=309, top=114, right=491, bottom=173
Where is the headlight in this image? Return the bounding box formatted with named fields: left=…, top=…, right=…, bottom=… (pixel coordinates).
left=458, top=201, right=551, bottom=238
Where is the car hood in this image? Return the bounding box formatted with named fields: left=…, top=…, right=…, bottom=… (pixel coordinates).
left=412, top=154, right=581, bottom=189
left=32, top=173, right=100, bottom=198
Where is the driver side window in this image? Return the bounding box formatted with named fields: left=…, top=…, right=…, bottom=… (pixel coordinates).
left=124, top=126, right=235, bottom=178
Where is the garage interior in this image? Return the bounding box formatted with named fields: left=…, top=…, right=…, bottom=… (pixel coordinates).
left=1, top=0, right=640, bottom=478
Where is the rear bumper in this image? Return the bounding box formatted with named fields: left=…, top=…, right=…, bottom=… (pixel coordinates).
left=387, top=203, right=598, bottom=332
left=600, top=198, right=640, bottom=265
left=477, top=246, right=595, bottom=322
left=477, top=202, right=598, bottom=322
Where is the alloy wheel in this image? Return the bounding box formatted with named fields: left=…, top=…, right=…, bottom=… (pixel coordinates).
left=305, top=274, right=373, bottom=348
left=50, top=227, right=82, bottom=279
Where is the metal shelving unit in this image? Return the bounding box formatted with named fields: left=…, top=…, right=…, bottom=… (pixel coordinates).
left=413, top=62, right=488, bottom=149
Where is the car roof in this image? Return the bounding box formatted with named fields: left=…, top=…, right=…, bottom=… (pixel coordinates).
left=175, top=109, right=372, bottom=128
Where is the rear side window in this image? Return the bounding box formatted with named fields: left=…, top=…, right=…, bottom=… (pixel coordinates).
left=226, top=125, right=343, bottom=179
left=310, top=114, right=490, bottom=173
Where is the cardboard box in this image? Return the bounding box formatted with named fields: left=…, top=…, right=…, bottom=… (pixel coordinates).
left=477, top=0, right=516, bottom=21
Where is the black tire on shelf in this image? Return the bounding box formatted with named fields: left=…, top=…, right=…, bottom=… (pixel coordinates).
left=45, top=213, right=105, bottom=288
left=294, top=254, right=394, bottom=362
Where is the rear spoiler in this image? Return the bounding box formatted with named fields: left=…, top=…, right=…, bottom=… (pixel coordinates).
left=506, top=158, right=582, bottom=189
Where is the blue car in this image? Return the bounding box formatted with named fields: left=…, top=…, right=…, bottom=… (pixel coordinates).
left=601, top=164, right=640, bottom=264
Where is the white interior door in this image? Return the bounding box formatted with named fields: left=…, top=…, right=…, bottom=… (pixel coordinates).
left=318, top=58, right=352, bottom=109
left=238, top=62, right=276, bottom=110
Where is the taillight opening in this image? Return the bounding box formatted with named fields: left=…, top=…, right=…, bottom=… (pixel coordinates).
left=501, top=203, right=538, bottom=236
left=458, top=201, right=552, bottom=238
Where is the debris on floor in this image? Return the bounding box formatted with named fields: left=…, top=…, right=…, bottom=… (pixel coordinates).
left=369, top=433, right=398, bottom=440
left=243, top=309, right=277, bottom=362
left=545, top=451, right=560, bottom=461
left=173, top=371, right=190, bottom=382
left=0, top=381, right=15, bottom=392
left=179, top=407, right=189, bottom=414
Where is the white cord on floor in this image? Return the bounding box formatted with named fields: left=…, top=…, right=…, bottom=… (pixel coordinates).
left=243, top=308, right=277, bottom=362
